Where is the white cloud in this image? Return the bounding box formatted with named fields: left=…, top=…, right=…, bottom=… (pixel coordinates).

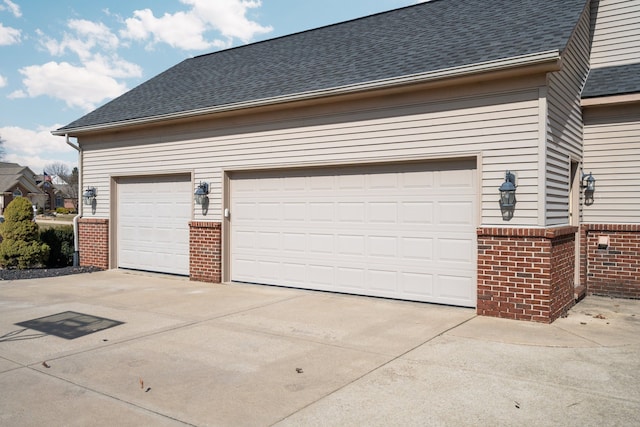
left=1, top=125, right=72, bottom=155
left=183, top=0, right=271, bottom=42
left=1, top=0, right=21, bottom=17
left=0, top=22, right=21, bottom=45
left=121, top=0, right=272, bottom=50
left=0, top=74, right=6, bottom=87
left=121, top=9, right=216, bottom=50
left=7, top=89, right=25, bottom=98
left=1, top=125, right=76, bottom=173
left=18, top=61, right=128, bottom=111
left=43, top=19, right=119, bottom=59
left=16, top=19, right=141, bottom=110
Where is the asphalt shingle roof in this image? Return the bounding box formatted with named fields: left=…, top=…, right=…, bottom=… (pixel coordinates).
left=58, top=0, right=588, bottom=133
left=582, top=62, right=640, bottom=99
left=0, top=163, right=39, bottom=193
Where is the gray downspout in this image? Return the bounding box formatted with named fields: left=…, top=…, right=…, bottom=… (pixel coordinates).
left=65, top=134, right=82, bottom=266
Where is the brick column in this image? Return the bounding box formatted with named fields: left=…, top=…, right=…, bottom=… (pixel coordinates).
left=582, top=224, right=640, bottom=299
left=189, top=221, right=222, bottom=283
left=477, top=226, right=577, bottom=323
left=78, top=218, right=109, bottom=269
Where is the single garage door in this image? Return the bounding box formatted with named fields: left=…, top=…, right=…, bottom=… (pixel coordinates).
left=230, top=160, right=477, bottom=307
left=118, top=175, right=191, bottom=275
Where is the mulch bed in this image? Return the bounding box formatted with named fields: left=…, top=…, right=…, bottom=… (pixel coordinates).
left=0, top=266, right=103, bottom=281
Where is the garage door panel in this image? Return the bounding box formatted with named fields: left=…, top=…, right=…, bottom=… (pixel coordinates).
left=401, top=237, right=433, bottom=260
left=283, top=263, right=306, bottom=282
left=117, top=175, right=191, bottom=276
left=401, top=201, right=434, bottom=224
left=438, top=275, right=476, bottom=300
left=367, top=236, right=397, bottom=257
left=337, top=267, right=366, bottom=289
left=439, top=201, right=475, bottom=225
left=309, top=265, right=333, bottom=286
left=439, top=238, right=474, bottom=263
left=337, top=235, right=366, bottom=256
left=401, top=272, right=434, bottom=296
left=231, top=161, right=477, bottom=307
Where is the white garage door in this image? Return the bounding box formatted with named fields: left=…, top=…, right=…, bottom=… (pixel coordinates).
left=118, top=175, right=191, bottom=275
left=230, top=160, right=477, bottom=307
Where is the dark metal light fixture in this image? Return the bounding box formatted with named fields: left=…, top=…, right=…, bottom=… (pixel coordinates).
left=581, top=171, right=596, bottom=205
left=498, top=170, right=517, bottom=221
left=194, top=182, right=209, bottom=205
left=83, top=187, right=97, bottom=206
left=499, top=171, right=517, bottom=208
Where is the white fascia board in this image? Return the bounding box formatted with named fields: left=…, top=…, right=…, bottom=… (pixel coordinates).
left=53, top=50, right=561, bottom=136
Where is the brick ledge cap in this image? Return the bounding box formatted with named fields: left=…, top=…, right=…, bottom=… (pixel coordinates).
left=78, top=217, right=108, bottom=224
left=582, top=223, right=640, bottom=232
left=190, top=221, right=222, bottom=228
left=477, top=226, right=578, bottom=238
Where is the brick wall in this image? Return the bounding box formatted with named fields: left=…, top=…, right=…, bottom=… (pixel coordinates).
left=78, top=218, right=108, bottom=269
left=189, top=221, right=222, bottom=283
left=477, top=226, right=578, bottom=323
left=582, top=224, right=640, bottom=299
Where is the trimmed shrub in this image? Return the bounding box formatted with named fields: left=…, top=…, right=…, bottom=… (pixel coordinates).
left=56, top=207, right=71, bottom=215
left=0, top=197, right=50, bottom=269
left=40, top=226, right=75, bottom=267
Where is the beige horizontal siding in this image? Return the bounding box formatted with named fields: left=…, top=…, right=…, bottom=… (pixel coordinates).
left=583, top=104, right=640, bottom=223
left=545, top=4, right=591, bottom=226
left=590, top=0, right=640, bottom=68
left=81, top=83, right=545, bottom=227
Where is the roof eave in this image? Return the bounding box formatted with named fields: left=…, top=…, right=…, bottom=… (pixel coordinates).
left=52, top=50, right=561, bottom=137
left=581, top=92, right=640, bottom=107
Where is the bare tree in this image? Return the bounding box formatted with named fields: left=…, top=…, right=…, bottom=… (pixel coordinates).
left=66, top=167, right=79, bottom=208
left=0, top=135, right=5, bottom=159
left=44, top=162, right=79, bottom=210
left=44, top=161, right=70, bottom=180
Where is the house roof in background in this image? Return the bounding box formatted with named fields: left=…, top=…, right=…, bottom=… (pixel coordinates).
left=57, top=0, right=588, bottom=134
left=0, top=162, right=41, bottom=194
left=582, top=62, right=640, bottom=99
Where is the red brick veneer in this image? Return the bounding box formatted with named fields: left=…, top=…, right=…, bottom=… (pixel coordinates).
left=477, top=226, right=578, bottom=323
left=189, top=221, right=222, bottom=283
left=78, top=218, right=109, bottom=269
left=581, top=224, right=640, bottom=299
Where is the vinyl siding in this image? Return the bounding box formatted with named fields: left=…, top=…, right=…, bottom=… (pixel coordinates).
left=583, top=104, right=640, bottom=223
left=590, top=0, right=640, bottom=68
left=80, top=81, right=546, bottom=227
left=545, top=4, right=591, bottom=226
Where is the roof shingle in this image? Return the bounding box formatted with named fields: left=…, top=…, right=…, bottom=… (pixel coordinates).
left=57, top=0, right=588, bottom=133
left=582, top=62, right=640, bottom=99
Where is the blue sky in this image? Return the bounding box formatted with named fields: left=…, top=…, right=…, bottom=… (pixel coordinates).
left=0, top=0, right=422, bottom=174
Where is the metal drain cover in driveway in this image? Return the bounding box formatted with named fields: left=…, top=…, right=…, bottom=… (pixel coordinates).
left=15, top=311, right=124, bottom=340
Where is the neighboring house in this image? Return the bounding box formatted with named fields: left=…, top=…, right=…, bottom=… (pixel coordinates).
left=53, top=0, right=640, bottom=323
left=35, top=174, right=78, bottom=212
left=0, top=162, right=46, bottom=214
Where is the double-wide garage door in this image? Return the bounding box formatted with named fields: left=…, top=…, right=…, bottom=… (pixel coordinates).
left=117, top=175, right=191, bottom=275
left=231, top=160, right=477, bottom=307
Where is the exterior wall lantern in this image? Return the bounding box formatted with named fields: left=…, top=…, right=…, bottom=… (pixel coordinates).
left=498, top=170, right=517, bottom=221
left=83, top=187, right=97, bottom=206
left=194, top=182, right=209, bottom=205
left=581, top=171, right=596, bottom=205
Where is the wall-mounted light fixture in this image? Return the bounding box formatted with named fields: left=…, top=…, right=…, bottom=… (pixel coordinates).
left=194, top=182, right=209, bottom=205
left=581, top=171, right=596, bottom=205
left=83, top=187, right=97, bottom=206
left=499, top=171, right=517, bottom=208
left=498, top=170, right=517, bottom=221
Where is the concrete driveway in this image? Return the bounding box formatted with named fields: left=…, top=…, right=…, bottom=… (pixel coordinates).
left=0, top=270, right=638, bottom=426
